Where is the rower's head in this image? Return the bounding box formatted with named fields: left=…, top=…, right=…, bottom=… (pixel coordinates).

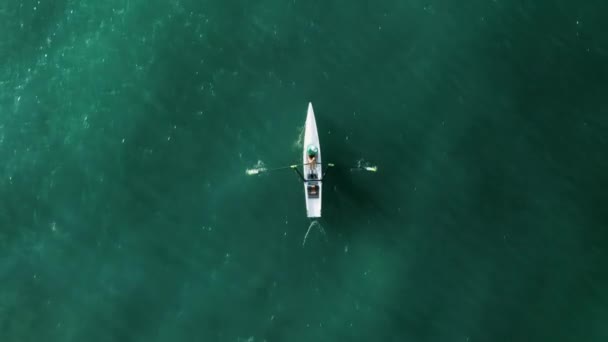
left=307, top=144, right=318, bottom=158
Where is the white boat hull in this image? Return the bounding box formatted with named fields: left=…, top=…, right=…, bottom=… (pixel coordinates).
left=303, top=102, right=322, bottom=218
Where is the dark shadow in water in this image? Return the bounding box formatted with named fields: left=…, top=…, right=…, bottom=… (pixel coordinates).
left=320, top=120, right=390, bottom=239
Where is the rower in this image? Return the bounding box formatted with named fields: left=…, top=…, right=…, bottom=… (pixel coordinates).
left=307, top=144, right=318, bottom=175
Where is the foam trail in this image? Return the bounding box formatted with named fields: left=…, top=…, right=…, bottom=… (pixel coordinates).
left=245, top=160, right=266, bottom=175
left=302, top=220, right=327, bottom=246
left=350, top=158, right=377, bottom=172
left=293, top=125, right=304, bottom=150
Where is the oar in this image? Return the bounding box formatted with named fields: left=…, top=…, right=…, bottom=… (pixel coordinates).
left=246, top=162, right=375, bottom=176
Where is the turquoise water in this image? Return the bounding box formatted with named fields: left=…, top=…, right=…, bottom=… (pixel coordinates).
left=1, top=0, right=607, bottom=341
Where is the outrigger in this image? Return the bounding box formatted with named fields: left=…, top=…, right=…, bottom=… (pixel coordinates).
left=246, top=102, right=377, bottom=218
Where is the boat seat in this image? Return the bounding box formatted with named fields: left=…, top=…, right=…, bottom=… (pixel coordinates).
left=307, top=184, right=320, bottom=198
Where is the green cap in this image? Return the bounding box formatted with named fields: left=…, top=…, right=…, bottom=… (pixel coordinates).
left=307, top=144, right=318, bottom=156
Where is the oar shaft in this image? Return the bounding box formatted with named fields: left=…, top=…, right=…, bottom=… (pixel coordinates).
left=268, top=163, right=319, bottom=172
left=264, top=165, right=295, bottom=172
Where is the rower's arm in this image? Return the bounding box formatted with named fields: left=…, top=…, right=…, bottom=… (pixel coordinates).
left=290, top=165, right=306, bottom=182
left=322, top=163, right=335, bottom=178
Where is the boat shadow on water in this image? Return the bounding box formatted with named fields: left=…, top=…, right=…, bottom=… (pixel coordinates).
left=321, top=147, right=388, bottom=238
